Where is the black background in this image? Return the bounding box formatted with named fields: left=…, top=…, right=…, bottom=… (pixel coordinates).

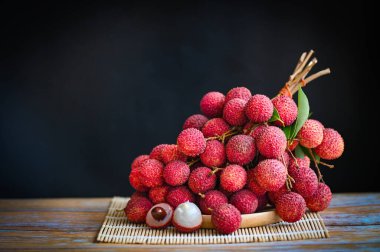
left=0, top=1, right=377, bottom=198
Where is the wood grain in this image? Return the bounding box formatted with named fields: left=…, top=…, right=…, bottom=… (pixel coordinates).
left=0, top=193, right=379, bottom=251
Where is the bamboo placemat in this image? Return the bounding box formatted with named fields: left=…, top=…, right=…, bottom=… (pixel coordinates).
left=97, top=196, right=329, bottom=244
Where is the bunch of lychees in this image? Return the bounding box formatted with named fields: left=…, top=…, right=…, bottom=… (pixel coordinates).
left=125, top=50, right=344, bottom=234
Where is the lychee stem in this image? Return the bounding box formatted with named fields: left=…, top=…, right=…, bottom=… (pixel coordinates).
left=187, top=158, right=200, bottom=167
left=198, top=193, right=205, bottom=198
left=287, top=149, right=300, bottom=168
left=308, top=148, right=325, bottom=183
left=211, top=167, right=224, bottom=174
left=319, top=161, right=335, bottom=169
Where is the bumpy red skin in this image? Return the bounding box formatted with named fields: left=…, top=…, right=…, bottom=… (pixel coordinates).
left=268, top=184, right=288, bottom=204
left=226, top=135, right=256, bottom=165
left=160, top=144, right=187, bottom=164
left=297, top=119, right=325, bottom=148
left=131, top=155, right=150, bottom=171
left=200, top=91, right=226, bottom=118
left=288, top=156, right=310, bottom=175
left=278, top=151, right=290, bottom=168
left=149, top=145, right=167, bottom=162
left=305, top=182, right=332, bottom=212
left=183, top=114, right=209, bottom=130
left=173, top=220, right=201, bottom=233
left=177, top=128, right=206, bottom=157
left=249, top=125, right=267, bottom=139
left=220, top=165, right=247, bottom=193
left=223, top=98, right=248, bottom=126
left=129, top=169, right=149, bottom=192
left=225, top=87, right=252, bottom=102
left=291, top=167, right=318, bottom=198
left=188, top=167, right=217, bottom=193
left=276, top=192, right=306, bottom=223
left=314, top=128, right=344, bottom=160
left=130, top=191, right=148, bottom=201
left=199, top=190, right=228, bottom=214
left=272, top=95, right=298, bottom=126
left=163, top=160, right=190, bottom=186
left=211, top=204, right=242, bottom=234
left=254, top=159, right=287, bottom=192
left=124, top=197, right=153, bottom=223
left=256, top=126, right=287, bottom=159
left=166, top=186, right=195, bottom=208
left=148, top=185, right=170, bottom=204
left=201, top=118, right=231, bottom=138
left=230, top=189, right=258, bottom=214
left=139, top=159, right=164, bottom=188
left=256, top=193, right=269, bottom=211
left=200, top=140, right=226, bottom=167
left=245, top=94, right=274, bottom=123
left=246, top=169, right=266, bottom=196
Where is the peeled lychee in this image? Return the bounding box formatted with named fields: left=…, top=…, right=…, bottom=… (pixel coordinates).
left=305, top=182, right=332, bottom=212
left=297, top=119, right=325, bottom=148
left=198, top=190, right=228, bottom=214
left=291, top=167, right=318, bottom=198
left=254, top=159, right=287, bottom=192
left=163, top=160, right=190, bottom=186
left=131, top=154, right=150, bottom=171
left=124, top=197, right=153, bottom=223
left=256, top=126, right=287, bottom=159
left=129, top=169, right=149, bottom=192
left=173, top=202, right=202, bottom=233
left=230, top=189, right=258, bottom=214
left=149, top=185, right=170, bottom=204
left=314, top=128, right=344, bottom=160
left=139, top=159, right=164, bottom=188
left=225, top=87, right=252, bottom=102
left=276, top=192, right=306, bottom=223
left=211, top=203, right=242, bottom=234
left=145, top=203, right=173, bottom=229
left=183, top=114, right=208, bottom=130
left=201, top=118, right=231, bottom=138
left=245, top=94, right=274, bottom=123
left=188, top=167, right=217, bottom=193
left=226, top=135, right=256, bottom=165
left=177, top=128, right=206, bottom=157
left=220, top=164, right=247, bottom=193
left=166, top=186, right=195, bottom=208
left=200, top=91, right=225, bottom=118
left=223, top=98, right=248, bottom=126
left=272, top=95, right=298, bottom=126
left=246, top=169, right=266, bottom=196
left=160, top=144, right=187, bottom=164
left=200, top=140, right=226, bottom=167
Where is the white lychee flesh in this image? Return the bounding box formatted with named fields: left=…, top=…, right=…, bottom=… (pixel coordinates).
left=173, top=201, right=202, bottom=232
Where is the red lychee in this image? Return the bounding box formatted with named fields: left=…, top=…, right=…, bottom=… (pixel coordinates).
left=160, top=144, right=187, bottom=164
left=148, top=185, right=170, bottom=204
left=245, top=94, right=274, bottom=123
left=230, top=189, right=258, bottom=214
left=130, top=191, right=148, bottom=201
left=177, top=128, right=206, bottom=157
left=225, top=87, right=252, bottom=102
left=254, top=159, right=287, bottom=192
left=129, top=169, right=149, bottom=192
left=256, top=193, right=269, bottom=211
left=124, top=197, right=153, bottom=223
left=139, top=159, right=164, bottom=188
left=220, top=164, right=247, bottom=193
left=211, top=203, right=242, bottom=234
left=297, top=119, right=325, bottom=148
left=131, top=154, right=150, bottom=171
left=249, top=124, right=267, bottom=139
left=149, top=144, right=167, bottom=162
left=200, top=91, right=225, bottom=118
left=272, top=95, right=298, bottom=126
left=163, top=160, right=190, bottom=186
left=291, top=167, right=318, bottom=198
left=226, top=134, right=256, bottom=165
left=314, top=128, right=344, bottom=160
left=200, top=140, right=226, bottom=167
left=288, top=156, right=310, bottom=175
left=246, top=169, right=266, bottom=196
left=305, top=182, right=332, bottom=212
left=183, top=114, right=208, bottom=130
left=287, top=139, right=299, bottom=151
left=166, top=186, right=195, bottom=208
left=198, top=190, right=228, bottom=215
left=201, top=118, right=231, bottom=138
left=223, top=98, right=248, bottom=126
left=268, top=184, right=288, bottom=204
left=188, top=167, right=217, bottom=193
left=256, top=126, right=287, bottom=159
left=276, top=192, right=306, bottom=222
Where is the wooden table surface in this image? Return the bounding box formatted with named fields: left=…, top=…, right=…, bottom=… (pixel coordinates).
left=0, top=193, right=379, bottom=251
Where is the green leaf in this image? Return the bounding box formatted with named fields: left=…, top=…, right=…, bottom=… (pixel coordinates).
left=291, top=88, right=310, bottom=139
left=308, top=112, right=313, bottom=119
left=269, top=107, right=281, bottom=123
left=294, top=145, right=305, bottom=158
left=282, top=125, right=293, bottom=139
left=300, top=146, right=312, bottom=159
left=314, top=152, right=320, bottom=163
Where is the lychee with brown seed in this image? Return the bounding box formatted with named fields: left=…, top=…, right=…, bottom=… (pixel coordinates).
left=200, top=91, right=225, bottom=118
left=166, top=186, right=195, bottom=208
left=305, top=182, right=332, bottom=212
left=230, top=189, right=258, bottom=214
left=245, top=94, right=274, bottom=123
left=177, top=128, right=206, bottom=157
left=139, top=159, right=164, bottom=188
left=183, top=114, right=208, bottom=130
left=124, top=197, right=153, bottom=223
left=256, top=126, right=287, bottom=159
left=163, top=160, right=190, bottom=186
left=223, top=98, right=248, bottom=126
left=276, top=192, right=306, bottom=222
left=148, top=185, right=170, bottom=204
left=201, top=118, right=231, bottom=138
left=145, top=203, right=173, bottom=229
left=220, top=164, right=247, bottom=193
left=297, top=119, right=325, bottom=148
left=225, top=87, right=252, bottom=102
left=211, top=203, right=242, bottom=234
left=272, top=95, right=298, bottom=126
left=200, top=140, right=226, bottom=168
left=254, top=159, right=287, bottom=192
left=198, top=190, right=228, bottom=215
left=160, top=144, right=187, bottom=164
left=226, top=134, right=256, bottom=165
left=188, top=167, right=217, bottom=193
left=314, top=128, right=344, bottom=160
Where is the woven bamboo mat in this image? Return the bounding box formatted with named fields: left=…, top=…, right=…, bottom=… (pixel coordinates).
left=97, top=196, right=329, bottom=244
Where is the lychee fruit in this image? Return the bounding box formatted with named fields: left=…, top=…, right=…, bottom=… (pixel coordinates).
left=201, top=118, right=231, bottom=138
left=200, top=140, right=226, bottom=167
left=246, top=169, right=266, bottom=196
left=130, top=191, right=148, bottom=201
left=230, top=189, right=258, bottom=214
left=173, top=201, right=202, bottom=233
left=124, top=197, right=153, bottom=223
left=148, top=185, right=170, bottom=204
left=183, top=114, right=208, bottom=130
left=288, top=156, right=310, bottom=175
left=245, top=94, right=274, bottom=123
left=198, top=190, right=228, bottom=214
left=149, top=144, right=167, bottom=162
left=223, top=98, right=248, bottom=126
left=256, top=126, right=287, bottom=159
left=220, top=164, right=247, bottom=193
left=131, top=154, right=150, bottom=171
left=297, top=119, right=325, bottom=148
left=225, top=87, right=252, bottom=102
left=163, top=160, right=190, bottom=186
left=200, top=91, right=225, bottom=118
left=160, top=144, right=187, bottom=164
left=146, top=203, right=173, bottom=229
left=305, top=182, right=332, bottom=212
left=249, top=124, right=267, bottom=139
left=139, top=159, right=164, bottom=188
left=291, top=167, right=318, bottom=198
left=287, top=139, right=299, bottom=151
left=129, top=169, right=149, bottom=192
left=254, top=159, right=287, bottom=192
left=166, top=186, right=195, bottom=208
left=276, top=192, right=306, bottom=222
left=314, top=128, right=344, bottom=160
left=279, top=151, right=290, bottom=168
left=188, top=167, right=217, bottom=193
left=226, top=135, right=256, bottom=165
left=177, top=128, right=206, bottom=157
left=268, top=184, right=288, bottom=204
left=256, top=193, right=269, bottom=211
left=211, top=203, right=242, bottom=234
left=272, top=95, right=298, bottom=126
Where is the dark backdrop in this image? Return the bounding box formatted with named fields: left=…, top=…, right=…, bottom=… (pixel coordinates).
left=0, top=1, right=377, bottom=197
